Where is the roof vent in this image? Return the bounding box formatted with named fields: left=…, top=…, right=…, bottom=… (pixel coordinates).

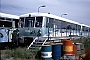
left=48, top=13, right=50, bottom=14
left=29, top=14, right=31, bottom=17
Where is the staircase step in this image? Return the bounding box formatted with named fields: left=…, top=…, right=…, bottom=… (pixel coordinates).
left=33, top=42, right=43, bottom=45
left=29, top=50, right=38, bottom=52
left=33, top=42, right=44, bottom=44
left=44, top=42, right=51, bottom=44
left=35, top=44, right=42, bottom=46
left=29, top=47, right=36, bottom=49
left=31, top=45, right=42, bottom=47
left=27, top=37, right=48, bottom=49
left=35, top=39, right=46, bottom=42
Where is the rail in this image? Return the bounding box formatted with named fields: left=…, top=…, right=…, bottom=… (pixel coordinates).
left=42, top=38, right=48, bottom=45
left=27, top=37, right=38, bottom=49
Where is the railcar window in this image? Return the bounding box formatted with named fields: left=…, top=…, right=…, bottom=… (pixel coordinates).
left=19, top=18, right=24, bottom=28
left=54, top=19, right=61, bottom=28
left=46, top=17, right=54, bottom=28
left=0, top=21, right=12, bottom=27
left=14, top=19, right=19, bottom=28
left=85, top=27, right=88, bottom=32
left=61, top=21, right=67, bottom=29
left=25, top=17, right=35, bottom=27
left=82, top=26, right=84, bottom=31
left=71, top=24, right=75, bottom=30
left=35, top=17, right=43, bottom=27
left=6, top=18, right=11, bottom=21
left=77, top=25, right=81, bottom=31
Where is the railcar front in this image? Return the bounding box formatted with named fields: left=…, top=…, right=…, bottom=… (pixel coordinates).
left=0, top=12, right=19, bottom=47
left=17, top=15, right=47, bottom=45
left=0, top=20, right=17, bottom=47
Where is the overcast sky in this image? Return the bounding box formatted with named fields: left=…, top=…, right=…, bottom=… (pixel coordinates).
left=0, top=0, right=90, bottom=26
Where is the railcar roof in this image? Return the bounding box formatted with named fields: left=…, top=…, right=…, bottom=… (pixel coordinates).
left=20, top=12, right=81, bottom=25
left=0, top=12, right=19, bottom=19
left=80, top=24, right=90, bottom=28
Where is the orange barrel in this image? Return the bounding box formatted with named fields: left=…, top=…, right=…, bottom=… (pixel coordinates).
left=63, top=40, right=73, bottom=55
left=73, top=44, right=77, bottom=55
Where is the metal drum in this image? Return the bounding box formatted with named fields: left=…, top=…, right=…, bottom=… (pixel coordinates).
left=62, top=39, right=73, bottom=55
left=52, top=44, right=62, bottom=60
left=75, top=43, right=82, bottom=55
left=41, top=45, right=52, bottom=60
left=75, top=43, right=82, bottom=50
left=73, top=44, right=77, bottom=55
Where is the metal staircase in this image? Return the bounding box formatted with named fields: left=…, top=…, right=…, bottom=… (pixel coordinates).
left=27, top=36, right=79, bottom=51
left=27, top=37, right=48, bottom=50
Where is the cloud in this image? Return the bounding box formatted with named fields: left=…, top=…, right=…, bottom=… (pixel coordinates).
left=1, top=0, right=90, bottom=26
left=39, top=0, right=60, bottom=5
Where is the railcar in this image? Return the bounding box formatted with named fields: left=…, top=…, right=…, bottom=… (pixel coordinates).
left=80, top=24, right=90, bottom=36
left=15, top=12, right=90, bottom=44
left=0, top=12, right=19, bottom=47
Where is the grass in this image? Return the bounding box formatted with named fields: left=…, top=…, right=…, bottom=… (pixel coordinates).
left=74, top=37, right=90, bottom=51
left=83, top=37, right=90, bottom=51
left=1, top=37, right=90, bottom=60
left=1, top=47, right=41, bottom=60
left=73, top=37, right=90, bottom=56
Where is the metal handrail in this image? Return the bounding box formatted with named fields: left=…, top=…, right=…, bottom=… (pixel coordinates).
left=27, top=37, right=38, bottom=49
